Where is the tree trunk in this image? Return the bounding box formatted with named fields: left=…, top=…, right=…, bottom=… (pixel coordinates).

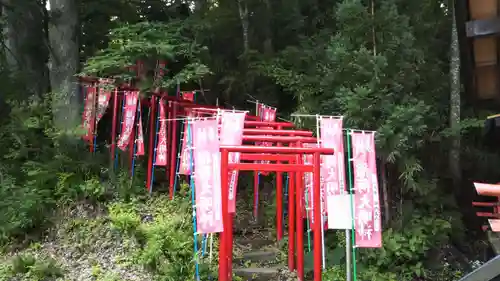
left=2, top=0, right=49, bottom=97
left=262, top=0, right=273, bottom=55
left=449, top=3, right=461, bottom=187
left=237, top=0, right=249, bottom=54
left=48, top=0, right=80, bottom=130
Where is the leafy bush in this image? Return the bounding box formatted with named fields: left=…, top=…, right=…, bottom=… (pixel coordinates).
left=0, top=253, right=64, bottom=281
left=108, top=193, right=218, bottom=281
left=0, top=92, right=142, bottom=245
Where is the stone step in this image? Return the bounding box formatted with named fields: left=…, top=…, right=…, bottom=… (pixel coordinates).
left=235, top=237, right=277, bottom=249
left=233, top=266, right=281, bottom=281
left=234, top=249, right=279, bottom=264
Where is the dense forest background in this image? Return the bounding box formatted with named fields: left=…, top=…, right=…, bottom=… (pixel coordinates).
left=0, top=0, right=499, bottom=280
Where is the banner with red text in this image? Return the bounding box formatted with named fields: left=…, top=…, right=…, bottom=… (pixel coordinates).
left=117, top=91, right=139, bottom=151
left=193, top=118, right=224, bottom=233
left=257, top=105, right=276, bottom=175
left=96, top=86, right=112, bottom=124
left=220, top=111, right=246, bottom=213
left=135, top=106, right=145, bottom=156
left=319, top=118, right=351, bottom=229
left=155, top=100, right=168, bottom=166
left=352, top=132, right=382, bottom=248
left=179, top=117, right=193, bottom=175
left=302, top=143, right=316, bottom=221
left=301, top=142, right=328, bottom=230
left=82, top=86, right=97, bottom=141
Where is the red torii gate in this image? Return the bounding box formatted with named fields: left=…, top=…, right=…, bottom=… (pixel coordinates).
left=473, top=182, right=500, bottom=231
left=218, top=144, right=334, bottom=281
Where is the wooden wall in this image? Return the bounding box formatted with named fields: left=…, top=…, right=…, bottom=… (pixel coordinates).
left=469, top=0, right=500, bottom=100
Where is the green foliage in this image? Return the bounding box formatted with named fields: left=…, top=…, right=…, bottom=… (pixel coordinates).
left=0, top=91, right=145, bottom=245
left=0, top=253, right=64, bottom=281
left=82, top=21, right=210, bottom=92
left=108, top=195, right=217, bottom=281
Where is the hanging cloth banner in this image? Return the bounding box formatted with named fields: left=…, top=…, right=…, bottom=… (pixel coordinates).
left=181, top=91, right=195, bottom=102
left=303, top=143, right=316, bottom=222
left=320, top=118, right=352, bottom=229
left=220, top=111, right=247, bottom=213
left=117, top=91, right=139, bottom=151
left=352, top=132, right=382, bottom=248
left=257, top=105, right=276, bottom=175
left=82, top=85, right=97, bottom=141
left=179, top=113, right=194, bottom=175
left=136, top=105, right=145, bottom=156
left=155, top=100, right=168, bottom=166
left=153, top=60, right=166, bottom=92
left=136, top=60, right=145, bottom=80
left=96, top=83, right=112, bottom=124
left=193, top=118, right=224, bottom=233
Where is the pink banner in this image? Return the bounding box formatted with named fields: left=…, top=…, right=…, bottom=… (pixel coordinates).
left=117, top=91, right=139, bottom=151
left=179, top=117, right=193, bottom=175
left=96, top=86, right=112, bottom=124
left=220, top=111, right=246, bottom=213
left=302, top=143, right=316, bottom=222
left=320, top=118, right=350, bottom=229
left=135, top=106, right=145, bottom=156
left=257, top=105, right=276, bottom=175
left=352, top=132, right=382, bottom=248
left=181, top=91, right=195, bottom=102
left=155, top=100, right=168, bottom=166
left=193, top=118, right=223, bottom=233
left=82, top=85, right=96, bottom=141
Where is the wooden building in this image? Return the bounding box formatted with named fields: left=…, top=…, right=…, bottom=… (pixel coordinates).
left=458, top=0, right=500, bottom=105
left=457, top=3, right=500, bottom=280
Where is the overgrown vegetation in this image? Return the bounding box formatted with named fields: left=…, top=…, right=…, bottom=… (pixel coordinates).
left=0, top=0, right=498, bottom=280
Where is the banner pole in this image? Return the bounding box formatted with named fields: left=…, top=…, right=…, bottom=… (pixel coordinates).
left=346, top=130, right=357, bottom=281
left=173, top=120, right=185, bottom=196
left=131, top=101, right=140, bottom=178
left=114, top=95, right=126, bottom=170
left=187, top=120, right=201, bottom=281
left=316, top=116, right=326, bottom=270
left=149, top=99, right=161, bottom=194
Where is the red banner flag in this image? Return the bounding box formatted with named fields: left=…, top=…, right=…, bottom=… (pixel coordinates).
left=135, top=106, right=145, bottom=156
left=257, top=106, right=276, bottom=175
left=117, top=91, right=139, bottom=151
left=352, top=132, right=382, bottom=248
left=96, top=86, right=112, bottom=124
left=179, top=115, right=194, bottom=175
left=220, top=111, right=246, bottom=213
left=82, top=85, right=97, bottom=141
left=181, top=91, right=195, bottom=102
left=155, top=100, right=168, bottom=166
left=193, top=118, right=223, bottom=233
left=302, top=143, right=316, bottom=221
left=320, top=118, right=352, bottom=229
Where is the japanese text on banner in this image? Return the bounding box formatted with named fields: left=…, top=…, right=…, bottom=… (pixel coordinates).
left=319, top=118, right=351, bottom=229
left=96, top=87, right=111, bottom=124
left=193, top=119, right=223, bottom=233
left=178, top=124, right=191, bottom=174
left=136, top=106, right=145, bottom=156
left=352, top=132, right=382, bottom=248
left=155, top=100, right=168, bottom=166
left=302, top=143, right=316, bottom=223
left=117, top=91, right=139, bottom=151
left=82, top=86, right=97, bottom=141
left=256, top=105, right=276, bottom=175
left=179, top=114, right=194, bottom=175
left=220, top=111, right=246, bottom=213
